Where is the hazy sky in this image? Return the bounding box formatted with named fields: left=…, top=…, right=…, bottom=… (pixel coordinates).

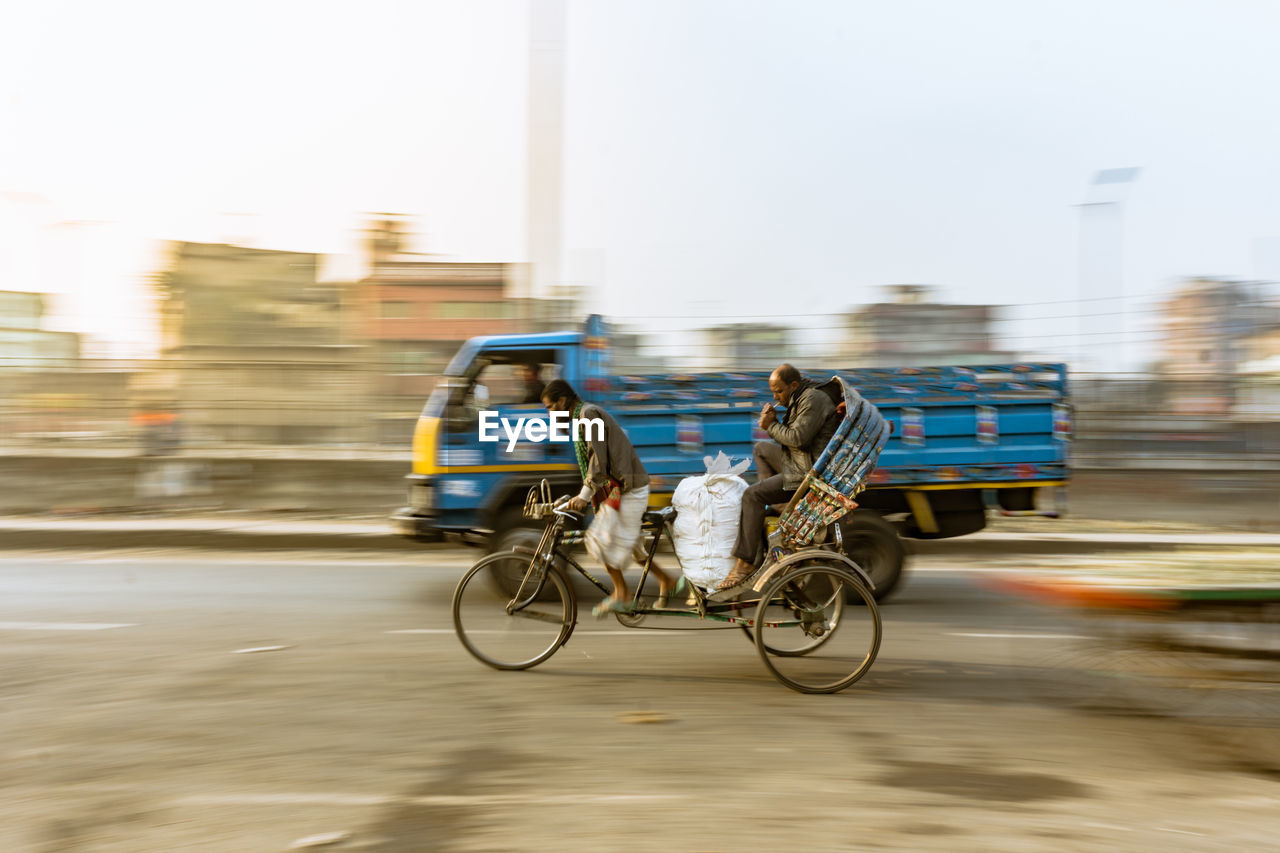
left=2, top=0, right=1279, bottom=368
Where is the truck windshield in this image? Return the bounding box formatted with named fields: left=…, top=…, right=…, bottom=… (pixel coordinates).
left=442, top=341, right=485, bottom=379
left=435, top=347, right=561, bottom=416
left=420, top=384, right=449, bottom=419
left=428, top=350, right=492, bottom=419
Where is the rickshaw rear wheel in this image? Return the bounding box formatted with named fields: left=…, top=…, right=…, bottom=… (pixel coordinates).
left=754, top=562, right=881, bottom=694
left=741, top=560, right=844, bottom=656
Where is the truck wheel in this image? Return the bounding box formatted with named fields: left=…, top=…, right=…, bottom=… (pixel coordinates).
left=838, top=510, right=907, bottom=602
left=901, top=509, right=986, bottom=540
left=486, top=510, right=559, bottom=600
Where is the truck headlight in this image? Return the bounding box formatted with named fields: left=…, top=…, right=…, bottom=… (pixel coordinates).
left=409, top=481, right=435, bottom=512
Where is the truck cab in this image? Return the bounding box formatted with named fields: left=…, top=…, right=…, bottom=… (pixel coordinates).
left=393, top=317, right=614, bottom=544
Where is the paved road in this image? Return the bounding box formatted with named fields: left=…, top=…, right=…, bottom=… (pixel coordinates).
left=1, top=548, right=1277, bottom=852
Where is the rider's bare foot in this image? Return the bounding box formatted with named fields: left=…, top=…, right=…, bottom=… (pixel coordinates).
left=653, top=576, right=688, bottom=609
left=592, top=590, right=633, bottom=619
left=716, top=558, right=758, bottom=591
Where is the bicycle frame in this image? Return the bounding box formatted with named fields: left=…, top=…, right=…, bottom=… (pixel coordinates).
left=458, top=480, right=882, bottom=693
left=510, top=502, right=847, bottom=632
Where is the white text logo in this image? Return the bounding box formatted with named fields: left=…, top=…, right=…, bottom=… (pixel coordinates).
left=478, top=412, right=604, bottom=452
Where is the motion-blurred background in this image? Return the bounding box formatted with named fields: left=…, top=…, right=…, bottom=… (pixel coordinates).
left=1, top=0, right=1278, bottom=522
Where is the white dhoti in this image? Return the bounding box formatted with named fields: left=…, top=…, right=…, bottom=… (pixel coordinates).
left=585, top=485, right=650, bottom=569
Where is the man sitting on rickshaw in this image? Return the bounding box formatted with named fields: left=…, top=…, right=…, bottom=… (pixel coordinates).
left=716, top=363, right=842, bottom=592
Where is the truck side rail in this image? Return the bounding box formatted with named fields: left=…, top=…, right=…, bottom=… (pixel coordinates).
left=591, top=364, right=1069, bottom=491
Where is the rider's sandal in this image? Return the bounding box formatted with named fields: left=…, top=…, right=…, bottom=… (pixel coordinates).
left=592, top=596, right=636, bottom=620
left=709, top=565, right=760, bottom=601
left=653, top=577, right=689, bottom=610
left=716, top=564, right=757, bottom=590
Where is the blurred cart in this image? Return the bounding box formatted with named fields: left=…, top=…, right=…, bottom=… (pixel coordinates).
left=991, top=567, right=1280, bottom=769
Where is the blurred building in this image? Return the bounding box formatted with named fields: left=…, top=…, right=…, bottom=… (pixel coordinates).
left=1159, top=278, right=1274, bottom=378
left=355, top=257, right=516, bottom=380
left=1232, top=308, right=1280, bottom=425
left=516, top=283, right=582, bottom=335
left=154, top=241, right=365, bottom=445
left=693, top=323, right=791, bottom=371
left=1158, top=277, right=1278, bottom=415
left=0, top=291, right=137, bottom=442
left=355, top=219, right=517, bottom=375
left=353, top=218, right=526, bottom=442
left=838, top=285, right=1014, bottom=367
left=611, top=325, right=669, bottom=374
left=0, top=290, right=81, bottom=369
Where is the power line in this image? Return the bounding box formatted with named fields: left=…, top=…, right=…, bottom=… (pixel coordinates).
left=619, top=327, right=1193, bottom=351
left=608, top=303, right=1266, bottom=338
left=614, top=287, right=1189, bottom=321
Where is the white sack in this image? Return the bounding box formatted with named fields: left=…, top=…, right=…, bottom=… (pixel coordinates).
left=671, top=452, right=751, bottom=589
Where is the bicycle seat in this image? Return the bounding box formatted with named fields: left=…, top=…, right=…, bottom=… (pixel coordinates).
left=642, top=506, right=676, bottom=526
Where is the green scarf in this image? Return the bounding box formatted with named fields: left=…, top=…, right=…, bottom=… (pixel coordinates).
left=571, top=402, right=621, bottom=510
left=571, top=402, right=590, bottom=480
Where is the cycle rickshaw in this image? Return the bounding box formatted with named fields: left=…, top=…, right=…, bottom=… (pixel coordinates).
left=451, top=376, right=891, bottom=694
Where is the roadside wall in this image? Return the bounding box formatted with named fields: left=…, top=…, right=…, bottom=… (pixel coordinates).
left=1, top=453, right=1276, bottom=527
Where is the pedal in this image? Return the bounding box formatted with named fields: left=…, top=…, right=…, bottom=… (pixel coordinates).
left=802, top=621, right=828, bottom=639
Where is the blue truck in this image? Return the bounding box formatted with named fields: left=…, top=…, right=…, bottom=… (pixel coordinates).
left=392, top=315, right=1071, bottom=599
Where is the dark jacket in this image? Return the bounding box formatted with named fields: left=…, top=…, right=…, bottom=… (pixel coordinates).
left=575, top=403, right=650, bottom=500
left=765, top=378, right=841, bottom=489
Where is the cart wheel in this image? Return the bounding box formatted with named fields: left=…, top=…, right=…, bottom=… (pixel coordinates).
left=755, top=561, right=881, bottom=694
left=741, top=572, right=843, bottom=656
left=453, top=551, right=576, bottom=671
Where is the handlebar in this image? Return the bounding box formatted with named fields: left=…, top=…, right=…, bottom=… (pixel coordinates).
left=523, top=481, right=584, bottom=521
left=552, top=495, right=583, bottom=522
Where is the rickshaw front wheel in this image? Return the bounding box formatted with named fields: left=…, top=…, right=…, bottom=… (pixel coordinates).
left=453, top=551, right=576, bottom=671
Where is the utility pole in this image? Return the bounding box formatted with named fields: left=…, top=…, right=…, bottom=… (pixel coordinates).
left=1076, top=167, right=1140, bottom=375
left=525, top=0, right=566, bottom=307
